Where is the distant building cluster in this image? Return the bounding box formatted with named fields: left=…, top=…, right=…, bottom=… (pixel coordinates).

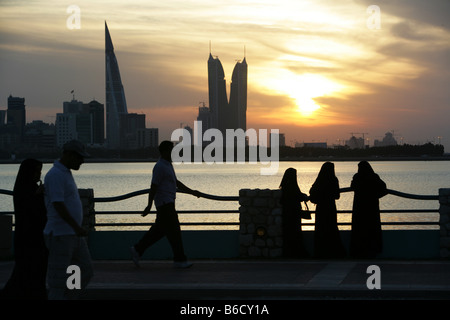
left=0, top=93, right=158, bottom=154
left=0, top=95, right=56, bottom=153
left=374, top=132, right=398, bottom=147
left=291, top=132, right=399, bottom=150
left=56, top=98, right=104, bottom=147
left=0, top=23, right=160, bottom=155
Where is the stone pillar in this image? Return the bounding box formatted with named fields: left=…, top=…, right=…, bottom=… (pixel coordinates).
left=439, top=188, right=450, bottom=258
left=239, top=188, right=283, bottom=258
left=79, top=188, right=95, bottom=232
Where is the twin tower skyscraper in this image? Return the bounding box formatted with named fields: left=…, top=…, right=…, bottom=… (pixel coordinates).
left=206, top=49, right=248, bottom=135
left=105, top=22, right=247, bottom=149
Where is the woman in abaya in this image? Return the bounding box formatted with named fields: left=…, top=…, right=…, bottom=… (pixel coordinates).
left=1, top=159, right=48, bottom=299
left=350, top=161, right=387, bottom=258
left=309, top=162, right=346, bottom=258
left=279, top=167, right=309, bottom=258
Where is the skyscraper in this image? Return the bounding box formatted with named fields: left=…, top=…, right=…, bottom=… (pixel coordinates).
left=7, top=95, right=26, bottom=141
left=120, top=113, right=145, bottom=149
left=207, top=53, right=228, bottom=134
left=207, top=50, right=247, bottom=135
left=86, top=100, right=105, bottom=145
left=105, top=21, right=128, bottom=149
left=229, top=57, right=247, bottom=131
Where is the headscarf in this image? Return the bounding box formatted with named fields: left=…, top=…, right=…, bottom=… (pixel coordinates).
left=13, top=158, right=43, bottom=195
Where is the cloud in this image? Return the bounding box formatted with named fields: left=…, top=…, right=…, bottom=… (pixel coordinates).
left=391, top=22, right=429, bottom=41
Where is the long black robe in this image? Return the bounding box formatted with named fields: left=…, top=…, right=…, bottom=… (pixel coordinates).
left=280, top=188, right=310, bottom=258
left=350, top=163, right=387, bottom=258
left=1, top=159, right=48, bottom=300
left=309, top=176, right=346, bottom=259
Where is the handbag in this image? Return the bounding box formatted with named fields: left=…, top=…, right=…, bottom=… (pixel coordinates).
left=299, top=201, right=311, bottom=220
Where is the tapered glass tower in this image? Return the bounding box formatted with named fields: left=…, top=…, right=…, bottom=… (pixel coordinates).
left=105, top=21, right=128, bottom=149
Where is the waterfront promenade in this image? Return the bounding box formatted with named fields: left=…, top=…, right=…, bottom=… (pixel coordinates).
left=1, top=182, right=450, bottom=302
left=2, top=258, right=449, bottom=300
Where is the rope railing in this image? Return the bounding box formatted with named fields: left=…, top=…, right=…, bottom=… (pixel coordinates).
left=0, top=189, right=13, bottom=196
left=0, top=187, right=440, bottom=228
left=93, top=189, right=239, bottom=203
left=339, top=187, right=439, bottom=200
left=91, top=187, right=439, bottom=203
left=0, top=187, right=440, bottom=205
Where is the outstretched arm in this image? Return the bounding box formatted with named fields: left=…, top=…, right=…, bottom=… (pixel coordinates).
left=177, top=180, right=201, bottom=198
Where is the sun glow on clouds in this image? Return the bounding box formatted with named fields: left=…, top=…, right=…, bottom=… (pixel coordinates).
left=263, top=71, right=344, bottom=117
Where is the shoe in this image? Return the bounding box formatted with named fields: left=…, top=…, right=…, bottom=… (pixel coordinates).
left=173, top=261, right=193, bottom=269
left=130, top=246, right=140, bottom=267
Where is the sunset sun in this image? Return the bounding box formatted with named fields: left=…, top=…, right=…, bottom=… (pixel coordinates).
left=291, top=74, right=343, bottom=116
left=260, top=71, right=344, bottom=117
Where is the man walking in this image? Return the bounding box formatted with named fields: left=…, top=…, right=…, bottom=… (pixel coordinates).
left=131, top=140, right=201, bottom=268
left=43, top=140, right=93, bottom=299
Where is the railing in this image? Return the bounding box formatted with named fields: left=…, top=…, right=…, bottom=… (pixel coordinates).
left=93, top=189, right=240, bottom=228
left=0, top=187, right=440, bottom=228
left=92, top=188, right=439, bottom=228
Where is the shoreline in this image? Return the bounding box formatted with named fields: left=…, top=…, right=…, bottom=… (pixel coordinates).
left=1, top=155, right=450, bottom=165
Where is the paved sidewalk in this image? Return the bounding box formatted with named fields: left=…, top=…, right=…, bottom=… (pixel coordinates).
left=1, top=259, right=450, bottom=300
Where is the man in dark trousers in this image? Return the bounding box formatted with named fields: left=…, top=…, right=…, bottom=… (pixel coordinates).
left=131, top=140, right=201, bottom=268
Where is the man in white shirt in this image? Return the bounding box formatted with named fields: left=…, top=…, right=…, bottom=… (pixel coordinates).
left=131, top=140, right=201, bottom=268
left=44, top=140, right=93, bottom=299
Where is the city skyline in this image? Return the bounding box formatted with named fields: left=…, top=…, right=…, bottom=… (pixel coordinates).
left=0, top=1, right=449, bottom=150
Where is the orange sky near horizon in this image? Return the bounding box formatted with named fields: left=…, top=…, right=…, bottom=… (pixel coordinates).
left=0, top=0, right=449, bottom=149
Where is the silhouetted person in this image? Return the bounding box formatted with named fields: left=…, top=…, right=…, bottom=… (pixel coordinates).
left=350, top=161, right=387, bottom=258
left=131, top=141, right=201, bottom=268
left=1, top=159, right=48, bottom=300
left=44, top=140, right=93, bottom=299
left=279, top=168, right=309, bottom=258
left=309, top=162, right=346, bottom=259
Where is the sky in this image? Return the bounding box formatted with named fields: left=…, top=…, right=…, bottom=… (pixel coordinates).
left=0, top=0, right=449, bottom=150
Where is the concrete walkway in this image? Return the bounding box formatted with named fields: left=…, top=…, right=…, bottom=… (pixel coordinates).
left=2, top=259, right=449, bottom=300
